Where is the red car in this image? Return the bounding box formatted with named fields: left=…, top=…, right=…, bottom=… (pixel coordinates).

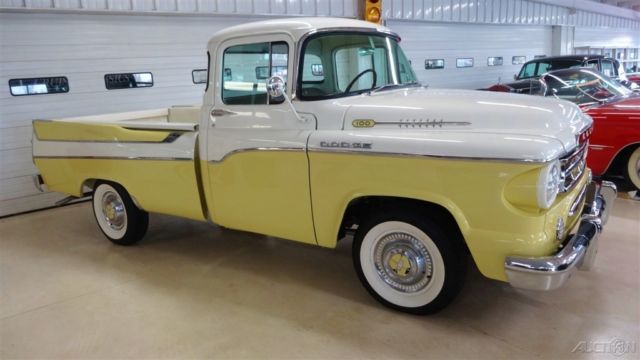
left=535, top=68, right=640, bottom=191
left=627, top=72, right=640, bottom=86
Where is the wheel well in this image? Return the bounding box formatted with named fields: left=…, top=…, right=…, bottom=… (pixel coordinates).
left=339, top=196, right=468, bottom=251
left=80, top=178, right=144, bottom=210
left=602, top=143, right=639, bottom=192
left=81, top=178, right=98, bottom=193
left=604, top=143, right=639, bottom=177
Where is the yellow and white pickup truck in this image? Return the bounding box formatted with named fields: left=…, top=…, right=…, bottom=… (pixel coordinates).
left=32, top=18, right=616, bottom=314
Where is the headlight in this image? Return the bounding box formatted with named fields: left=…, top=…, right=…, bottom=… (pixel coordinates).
left=537, top=160, right=561, bottom=209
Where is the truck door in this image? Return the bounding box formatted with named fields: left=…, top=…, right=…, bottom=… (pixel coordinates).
left=205, top=35, right=317, bottom=245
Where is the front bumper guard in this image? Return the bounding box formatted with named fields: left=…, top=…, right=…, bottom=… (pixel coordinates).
left=504, top=180, right=617, bottom=291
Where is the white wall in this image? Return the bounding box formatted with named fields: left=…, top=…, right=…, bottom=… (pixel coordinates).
left=574, top=27, right=640, bottom=48
left=0, top=12, right=265, bottom=216
left=389, top=20, right=552, bottom=89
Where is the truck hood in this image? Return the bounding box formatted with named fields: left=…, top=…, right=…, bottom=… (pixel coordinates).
left=334, top=87, right=590, bottom=161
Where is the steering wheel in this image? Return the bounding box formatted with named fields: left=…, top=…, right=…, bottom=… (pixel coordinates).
left=345, top=69, right=377, bottom=93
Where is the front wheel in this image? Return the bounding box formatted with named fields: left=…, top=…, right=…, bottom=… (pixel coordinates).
left=92, top=181, right=148, bottom=245
left=353, top=211, right=466, bottom=315
left=625, top=147, right=640, bottom=191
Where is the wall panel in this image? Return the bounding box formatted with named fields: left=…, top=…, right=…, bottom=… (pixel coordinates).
left=388, top=20, right=552, bottom=89
left=0, top=12, right=261, bottom=216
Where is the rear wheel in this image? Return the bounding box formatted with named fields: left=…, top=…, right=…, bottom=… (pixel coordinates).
left=92, top=181, right=148, bottom=245
left=625, top=147, right=640, bottom=191
left=353, top=210, right=466, bottom=315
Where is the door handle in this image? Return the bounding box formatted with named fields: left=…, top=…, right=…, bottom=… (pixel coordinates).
left=210, top=109, right=236, bottom=117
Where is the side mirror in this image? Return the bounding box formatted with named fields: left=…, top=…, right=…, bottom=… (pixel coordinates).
left=513, top=74, right=518, bottom=80
left=266, top=76, right=306, bottom=123
left=266, top=76, right=285, bottom=98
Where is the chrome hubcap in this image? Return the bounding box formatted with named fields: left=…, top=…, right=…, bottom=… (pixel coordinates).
left=635, top=158, right=639, bottom=177
left=373, top=232, right=433, bottom=293
left=101, top=191, right=125, bottom=231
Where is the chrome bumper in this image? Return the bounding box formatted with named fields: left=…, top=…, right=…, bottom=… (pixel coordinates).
left=504, top=180, right=617, bottom=291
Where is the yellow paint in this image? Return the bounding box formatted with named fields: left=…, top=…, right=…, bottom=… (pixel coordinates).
left=206, top=151, right=316, bottom=245
left=389, top=254, right=411, bottom=276
left=35, top=145, right=589, bottom=283
left=33, top=120, right=175, bottom=143
left=34, top=158, right=205, bottom=221
left=308, top=151, right=589, bottom=282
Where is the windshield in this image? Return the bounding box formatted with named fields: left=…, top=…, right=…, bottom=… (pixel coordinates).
left=298, top=33, right=418, bottom=100
left=518, top=59, right=585, bottom=80
left=538, top=69, right=632, bottom=105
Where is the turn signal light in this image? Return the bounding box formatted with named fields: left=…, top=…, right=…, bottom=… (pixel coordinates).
left=364, top=0, right=382, bottom=24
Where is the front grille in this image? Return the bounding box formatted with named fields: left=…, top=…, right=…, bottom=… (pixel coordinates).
left=559, top=141, right=588, bottom=193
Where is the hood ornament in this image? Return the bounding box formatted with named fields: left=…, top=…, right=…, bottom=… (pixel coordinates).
left=352, top=118, right=471, bottom=128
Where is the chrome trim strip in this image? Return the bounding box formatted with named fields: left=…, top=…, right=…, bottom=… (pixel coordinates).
left=34, top=155, right=193, bottom=161
left=568, top=182, right=588, bottom=217
left=32, top=131, right=185, bottom=144
left=588, top=144, right=614, bottom=150
left=308, top=148, right=556, bottom=164
left=560, top=141, right=588, bottom=192
left=373, top=120, right=472, bottom=128
left=208, top=147, right=305, bottom=164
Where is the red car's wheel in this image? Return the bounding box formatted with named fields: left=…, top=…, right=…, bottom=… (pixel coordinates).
left=626, top=147, right=640, bottom=191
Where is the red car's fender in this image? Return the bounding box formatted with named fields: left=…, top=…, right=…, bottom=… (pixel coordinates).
left=584, top=95, right=640, bottom=176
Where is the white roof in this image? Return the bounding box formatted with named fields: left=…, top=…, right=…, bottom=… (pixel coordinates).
left=207, top=17, right=395, bottom=48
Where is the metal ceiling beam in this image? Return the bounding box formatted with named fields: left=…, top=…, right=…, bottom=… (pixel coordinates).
left=530, top=0, right=639, bottom=20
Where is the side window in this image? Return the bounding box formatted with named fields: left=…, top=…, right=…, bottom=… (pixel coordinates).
left=536, top=62, right=551, bottom=76
left=585, top=60, right=598, bottom=70
left=221, top=41, right=288, bottom=105
left=519, top=63, right=536, bottom=78
left=601, top=60, right=614, bottom=77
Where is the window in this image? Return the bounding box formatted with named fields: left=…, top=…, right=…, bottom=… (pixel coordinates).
left=519, top=60, right=584, bottom=79
left=302, top=54, right=325, bottom=83
left=487, top=57, right=503, bottom=66
left=335, top=45, right=388, bottom=91
left=192, top=69, right=207, bottom=84
left=298, top=33, right=417, bottom=100
left=519, top=62, right=536, bottom=78
left=537, top=62, right=551, bottom=74
left=9, top=76, right=69, bottom=96
left=104, top=72, right=153, bottom=90
left=456, top=58, right=473, bottom=68
left=255, top=66, right=287, bottom=80
left=222, top=41, right=288, bottom=105
left=425, top=59, right=445, bottom=70
left=600, top=60, right=615, bottom=77
left=512, top=56, right=526, bottom=65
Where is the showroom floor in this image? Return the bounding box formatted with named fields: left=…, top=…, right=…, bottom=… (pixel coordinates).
left=0, top=197, right=638, bottom=359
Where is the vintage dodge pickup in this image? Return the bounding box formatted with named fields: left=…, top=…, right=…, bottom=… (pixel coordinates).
left=32, top=18, right=616, bottom=314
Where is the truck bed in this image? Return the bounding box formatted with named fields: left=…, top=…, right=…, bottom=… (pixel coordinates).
left=32, top=105, right=206, bottom=221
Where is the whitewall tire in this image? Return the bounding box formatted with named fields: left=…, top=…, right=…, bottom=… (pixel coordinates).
left=92, top=181, right=148, bottom=245
left=353, top=210, right=466, bottom=314
left=626, top=147, right=640, bottom=191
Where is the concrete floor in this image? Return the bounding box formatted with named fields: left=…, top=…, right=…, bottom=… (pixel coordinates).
left=0, top=198, right=638, bottom=359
